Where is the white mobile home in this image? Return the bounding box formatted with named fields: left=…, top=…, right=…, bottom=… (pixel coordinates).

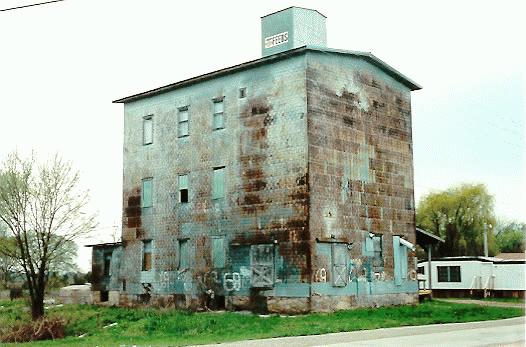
left=417, top=254, right=525, bottom=298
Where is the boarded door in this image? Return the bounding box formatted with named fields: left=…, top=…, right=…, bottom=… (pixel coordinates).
left=212, top=236, right=226, bottom=268
left=332, top=243, right=348, bottom=287
left=250, top=244, right=274, bottom=288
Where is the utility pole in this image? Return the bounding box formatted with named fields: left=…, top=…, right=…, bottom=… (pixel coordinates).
left=483, top=223, right=488, bottom=257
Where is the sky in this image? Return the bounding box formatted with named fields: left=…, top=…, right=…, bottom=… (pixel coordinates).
left=1, top=0, right=524, bottom=272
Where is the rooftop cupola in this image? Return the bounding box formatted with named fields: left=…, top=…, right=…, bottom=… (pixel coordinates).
left=261, top=6, right=327, bottom=57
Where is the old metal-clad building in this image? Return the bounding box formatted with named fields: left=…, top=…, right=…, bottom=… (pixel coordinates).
left=90, top=7, right=422, bottom=313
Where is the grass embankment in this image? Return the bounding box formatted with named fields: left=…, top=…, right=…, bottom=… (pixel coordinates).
left=0, top=299, right=523, bottom=346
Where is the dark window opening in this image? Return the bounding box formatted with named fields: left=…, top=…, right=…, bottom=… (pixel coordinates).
left=100, top=291, right=109, bottom=302
left=437, top=266, right=461, bottom=282
left=239, top=88, right=246, bottom=99
left=179, top=174, right=189, bottom=203
left=122, top=280, right=126, bottom=291
left=103, top=252, right=112, bottom=277
left=180, top=189, right=188, bottom=203
left=417, top=266, right=425, bottom=275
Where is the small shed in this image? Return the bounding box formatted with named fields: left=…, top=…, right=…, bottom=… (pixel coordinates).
left=415, top=227, right=445, bottom=298
left=59, top=284, right=92, bottom=304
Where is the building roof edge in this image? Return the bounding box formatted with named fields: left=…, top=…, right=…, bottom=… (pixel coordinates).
left=113, top=46, right=421, bottom=104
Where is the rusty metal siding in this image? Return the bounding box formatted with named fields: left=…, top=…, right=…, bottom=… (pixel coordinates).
left=119, top=54, right=309, bottom=302
left=306, top=50, right=417, bottom=296
left=106, top=47, right=420, bottom=311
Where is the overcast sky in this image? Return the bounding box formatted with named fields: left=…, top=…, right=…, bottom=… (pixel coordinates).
left=1, top=0, right=524, bottom=272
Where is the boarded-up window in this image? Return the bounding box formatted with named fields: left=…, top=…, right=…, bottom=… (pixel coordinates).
left=179, top=239, right=189, bottom=269
left=103, top=252, right=112, bottom=276
left=212, top=167, right=225, bottom=200
left=178, top=107, right=189, bottom=137
left=142, top=178, right=153, bottom=208
left=179, top=174, right=188, bottom=203
left=213, top=100, right=224, bottom=130
left=332, top=243, right=348, bottom=287
left=250, top=244, right=274, bottom=288
left=142, top=240, right=152, bottom=271
left=143, top=115, right=153, bottom=145
left=212, top=236, right=226, bottom=268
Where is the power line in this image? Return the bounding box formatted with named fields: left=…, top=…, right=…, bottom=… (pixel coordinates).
left=0, top=0, right=65, bottom=12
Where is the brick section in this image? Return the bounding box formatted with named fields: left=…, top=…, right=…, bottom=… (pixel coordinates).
left=306, top=51, right=417, bottom=285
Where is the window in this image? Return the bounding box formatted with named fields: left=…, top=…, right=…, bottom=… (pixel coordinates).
left=239, top=87, right=246, bottom=99
left=142, top=178, right=153, bottom=208
left=103, top=252, right=112, bottom=276
left=213, top=99, right=224, bottom=130
left=212, top=167, right=225, bottom=199
left=178, top=239, right=189, bottom=269
left=437, top=266, right=461, bottom=282
left=178, top=174, right=189, bottom=203
left=143, top=115, right=153, bottom=145
left=212, top=236, right=226, bottom=268
left=417, top=266, right=425, bottom=275
left=178, top=107, right=189, bottom=137
left=142, top=240, right=152, bottom=271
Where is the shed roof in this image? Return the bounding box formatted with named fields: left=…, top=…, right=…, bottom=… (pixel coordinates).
left=416, top=227, right=444, bottom=246
left=418, top=255, right=525, bottom=265
left=84, top=242, right=122, bottom=248
left=113, top=46, right=421, bottom=104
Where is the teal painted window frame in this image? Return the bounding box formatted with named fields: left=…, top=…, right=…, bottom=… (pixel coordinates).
left=212, top=99, right=225, bottom=130
left=141, top=178, right=153, bottom=208
left=143, top=115, right=153, bottom=145
left=178, top=174, right=189, bottom=203
left=178, top=107, right=189, bottom=137
left=212, top=166, right=225, bottom=200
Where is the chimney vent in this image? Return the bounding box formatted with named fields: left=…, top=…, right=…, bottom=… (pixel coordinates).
left=261, top=7, right=327, bottom=57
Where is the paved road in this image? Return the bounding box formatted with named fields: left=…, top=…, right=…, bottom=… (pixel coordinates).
left=437, top=298, right=525, bottom=309
left=197, top=316, right=525, bottom=347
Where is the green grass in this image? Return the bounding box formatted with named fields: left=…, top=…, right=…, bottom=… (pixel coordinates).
left=0, top=299, right=523, bottom=346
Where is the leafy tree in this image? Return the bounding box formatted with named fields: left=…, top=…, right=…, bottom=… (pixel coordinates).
left=495, top=221, right=525, bottom=253
left=0, top=152, right=96, bottom=320
left=416, top=183, right=497, bottom=257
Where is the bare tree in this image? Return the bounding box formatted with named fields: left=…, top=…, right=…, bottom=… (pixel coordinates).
left=0, top=224, right=18, bottom=289
left=0, top=152, right=96, bottom=320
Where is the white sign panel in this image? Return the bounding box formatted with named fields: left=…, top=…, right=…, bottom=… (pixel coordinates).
left=264, top=32, right=289, bottom=49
